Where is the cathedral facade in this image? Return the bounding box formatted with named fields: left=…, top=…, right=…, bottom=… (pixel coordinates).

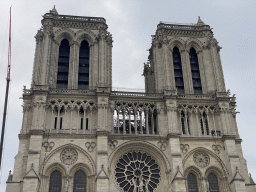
left=5, top=7, right=256, bottom=192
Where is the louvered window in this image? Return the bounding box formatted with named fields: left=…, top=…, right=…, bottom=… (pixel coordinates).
left=73, top=170, right=87, bottom=192
left=57, top=39, right=70, bottom=89
left=187, top=173, right=198, bottom=192
left=172, top=47, right=184, bottom=94
left=208, top=173, right=219, bottom=192
left=49, top=170, right=62, bottom=192
left=78, top=40, right=90, bottom=89
left=189, top=48, right=202, bottom=94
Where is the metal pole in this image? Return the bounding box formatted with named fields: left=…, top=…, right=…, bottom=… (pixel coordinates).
left=0, top=80, right=10, bottom=171
left=0, top=7, right=11, bottom=172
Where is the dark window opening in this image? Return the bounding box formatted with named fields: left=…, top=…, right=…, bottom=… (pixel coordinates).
left=200, top=119, right=204, bottom=135
left=54, top=117, right=57, bottom=129
left=173, top=47, right=184, bottom=94
left=60, top=118, right=62, bottom=129
left=187, top=173, right=198, bottom=192
left=86, top=118, right=88, bottom=130
left=78, top=40, right=90, bottom=90
left=203, top=112, right=209, bottom=135
left=189, top=48, right=202, bottom=94
left=57, top=39, right=70, bottom=89
left=81, top=118, right=83, bottom=130
left=181, top=111, right=186, bottom=134
left=208, top=173, right=219, bottom=192
left=73, top=170, right=86, bottom=192
left=49, top=170, right=62, bottom=192
left=187, top=114, right=190, bottom=135
left=211, top=130, right=221, bottom=136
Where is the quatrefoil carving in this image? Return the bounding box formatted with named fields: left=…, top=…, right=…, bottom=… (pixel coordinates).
left=212, top=144, right=222, bottom=154
left=157, top=141, right=168, bottom=151
left=108, top=140, right=118, bottom=150
left=85, top=142, right=96, bottom=152
left=180, top=144, right=190, bottom=154
left=42, top=141, right=55, bottom=152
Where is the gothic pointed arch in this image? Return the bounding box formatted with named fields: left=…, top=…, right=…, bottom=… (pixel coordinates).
left=169, top=37, right=186, bottom=52
left=57, top=38, right=70, bottom=88
left=205, top=166, right=224, bottom=192
left=108, top=141, right=171, bottom=192
left=54, top=28, right=75, bottom=45
left=185, top=38, right=204, bottom=53
left=78, top=40, right=90, bottom=89
left=49, top=170, right=62, bottom=192
left=40, top=143, right=96, bottom=176
left=189, top=47, right=202, bottom=94
left=76, top=29, right=97, bottom=46
left=172, top=46, right=184, bottom=93
left=184, top=166, right=203, bottom=192
left=182, top=147, right=229, bottom=177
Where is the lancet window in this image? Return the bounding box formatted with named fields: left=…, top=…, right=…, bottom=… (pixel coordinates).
left=48, top=99, right=96, bottom=132
left=189, top=48, right=202, bottom=94
left=73, top=170, right=87, bottom=192
left=49, top=170, right=62, bottom=192
left=78, top=40, right=90, bottom=89
left=113, top=102, right=157, bottom=135
left=172, top=46, right=184, bottom=94
left=57, top=39, right=70, bottom=89
left=180, top=110, right=190, bottom=135
left=187, top=173, right=198, bottom=192
left=200, top=112, right=209, bottom=136
left=208, top=173, right=219, bottom=192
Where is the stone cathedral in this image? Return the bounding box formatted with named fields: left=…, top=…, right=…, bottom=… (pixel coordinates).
left=5, top=7, right=256, bottom=192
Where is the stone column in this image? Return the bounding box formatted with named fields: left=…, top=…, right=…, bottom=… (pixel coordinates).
left=197, top=51, right=208, bottom=94
left=180, top=50, right=193, bottom=94
left=223, top=136, right=247, bottom=192
left=39, top=28, right=53, bottom=85
left=68, top=43, right=76, bottom=89
left=166, top=99, right=179, bottom=133
left=168, top=134, right=186, bottom=192
left=96, top=132, right=109, bottom=191
left=210, top=44, right=226, bottom=92
left=72, top=41, right=80, bottom=89
left=162, top=42, right=172, bottom=90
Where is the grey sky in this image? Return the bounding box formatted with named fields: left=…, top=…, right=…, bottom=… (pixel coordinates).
left=0, top=0, right=255, bottom=190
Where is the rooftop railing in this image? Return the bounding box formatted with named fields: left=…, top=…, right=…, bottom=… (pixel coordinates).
left=157, top=22, right=211, bottom=30
left=43, top=13, right=106, bottom=23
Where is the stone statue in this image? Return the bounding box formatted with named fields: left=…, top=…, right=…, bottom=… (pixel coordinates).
left=132, top=178, right=137, bottom=192
left=145, top=179, right=150, bottom=192
left=138, top=175, right=144, bottom=192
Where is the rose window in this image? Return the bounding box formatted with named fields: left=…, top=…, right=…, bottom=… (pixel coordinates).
left=115, top=152, right=161, bottom=192
left=193, top=152, right=210, bottom=168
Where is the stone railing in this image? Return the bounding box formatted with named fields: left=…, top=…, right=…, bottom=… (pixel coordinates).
left=157, top=23, right=211, bottom=31
left=43, top=13, right=106, bottom=23
left=49, top=89, right=96, bottom=95
left=178, top=94, right=215, bottom=100
left=111, top=91, right=162, bottom=98
left=49, top=129, right=96, bottom=134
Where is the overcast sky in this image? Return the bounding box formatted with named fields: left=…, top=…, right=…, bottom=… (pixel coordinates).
left=0, top=0, right=255, bottom=191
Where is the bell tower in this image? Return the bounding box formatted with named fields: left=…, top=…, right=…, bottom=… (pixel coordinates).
left=144, top=17, right=225, bottom=95
left=32, top=6, right=112, bottom=90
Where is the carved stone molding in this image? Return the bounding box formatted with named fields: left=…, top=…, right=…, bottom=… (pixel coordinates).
left=85, top=142, right=96, bottom=152
left=157, top=141, right=168, bottom=151
left=193, top=152, right=210, bottom=168
left=180, top=144, right=189, bottom=154
left=60, top=148, right=78, bottom=165
left=42, top=141, right=55, bottom=152
left=108, top=140, right=118, bottom=150
left=212, top=144, right=222, bottom=155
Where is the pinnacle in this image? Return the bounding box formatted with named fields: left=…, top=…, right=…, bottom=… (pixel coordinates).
left=50, top=5, right=58, bottom=15
left=197, top=16, right=205, bottom=26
